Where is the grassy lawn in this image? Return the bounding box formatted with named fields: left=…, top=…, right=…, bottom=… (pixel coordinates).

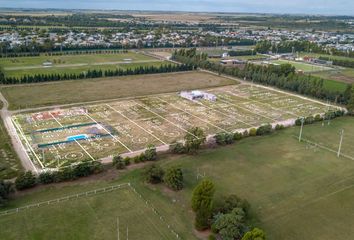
left=0, top=71, right=236, bottom=110
left=0, top=116, right=22, bottom=179
left=2, top=117, right=354, bottom=239
left=0, top=52, right=154, bottom=68
left=1, top=52, right=167, bottom=79
left=312, top=68, right=354, bottom=85
left=299, top=52, right=354, bottom=62
left=272, top=59, right=332, bottom=72
left=4, top=61, right=167, bottom=78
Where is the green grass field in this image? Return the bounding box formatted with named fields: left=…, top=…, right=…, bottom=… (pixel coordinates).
left=0, top=71, right=236, bottom=110
left=312, top=68, right=354, bottom=85
left=0, top=52, right=167, bottom=78
left=272, top=59, right=332, bottom=72
left=0, top=186, right=180, bottom=240
left=2, top=117, right=354, bottom=239
left=4, top=61, right=167, bottom=78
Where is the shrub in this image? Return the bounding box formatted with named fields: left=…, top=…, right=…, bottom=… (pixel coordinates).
left=164, top=166, right=184, bottom=191
left=15, top=171, right=37, bottom=190
left=170, top=142, right=186, bottom=154
left=38, top=171, right=57, bottom=184
left=275, top=124, right=284, bottom=130
left=144, top=145, right=157, bottom=161
left=249, top=128, right=257, bottom=136
left=234, top=132, right=243, bottom=141
left=215, top=132, right=234, bottom=145
left=124, top=157, right=131, bottom=166
left=314, top=114, right=323, bottom=122
left=143, top=164, right=164, bottom=184
left=57, top=167, right=76, bottom=181
left=304, top=116, right=315, bottom=124
left=0, top=180, right=14, bottom=206
left=256, top=124, right=272, bottom=136
left=241, top=228, right=266, bottom=240
left=113, top=155, right=126, bottom=169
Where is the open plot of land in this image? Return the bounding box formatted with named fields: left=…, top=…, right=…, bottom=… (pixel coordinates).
left=12, top=83, right=339, bottom=170
left=1, top=71, right=235, bottom=110
left=4, top=117, right=354, bottom=240
left=0, top=185, right=178, bottom=240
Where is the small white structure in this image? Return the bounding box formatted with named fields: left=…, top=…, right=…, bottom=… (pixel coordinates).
left=180, top=90, right=217, bottom=101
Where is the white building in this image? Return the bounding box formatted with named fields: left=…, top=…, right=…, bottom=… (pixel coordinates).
left=180, top=90, right=217, bottom=101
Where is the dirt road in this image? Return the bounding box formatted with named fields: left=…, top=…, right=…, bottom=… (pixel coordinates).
left=0, top=91, right=39, bottom=173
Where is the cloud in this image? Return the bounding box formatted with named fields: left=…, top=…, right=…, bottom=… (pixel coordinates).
left=0, top=0, right=353, bottom=15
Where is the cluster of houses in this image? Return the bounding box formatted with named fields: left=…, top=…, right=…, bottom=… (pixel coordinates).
left=1, top=26, right=354, bottom=52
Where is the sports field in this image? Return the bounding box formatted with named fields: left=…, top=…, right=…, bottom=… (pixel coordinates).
left=1, top=52, right=168, bottom=78
left=12, top=83, right=339, bottom=170
left=0, top=184, right=179, bottom=240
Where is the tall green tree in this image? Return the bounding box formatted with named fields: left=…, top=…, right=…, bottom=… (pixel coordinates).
left=212, top=208, right=246, bottom=240
left=347, top=85, right=354, bottom=114
left=184, top=127, right=206, bottom=154
left=192, top=179, right=215, bottom=230
left=164, top=166, right=184, bottom=191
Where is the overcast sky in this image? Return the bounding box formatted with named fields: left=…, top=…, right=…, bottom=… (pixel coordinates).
left=1, top=0, right=353, bottom=15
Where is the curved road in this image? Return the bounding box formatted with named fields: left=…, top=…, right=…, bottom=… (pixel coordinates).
left=0, top=91, right=38, bottom=173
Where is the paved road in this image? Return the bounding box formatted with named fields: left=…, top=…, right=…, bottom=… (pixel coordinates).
left=0, top=91, right=39, bottom=173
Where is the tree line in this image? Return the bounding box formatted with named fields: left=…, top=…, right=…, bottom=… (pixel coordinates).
left=0, top=49, right=128, bottom=58
left=0, top=64, right=193, bottom=85
left=255, top=40, right=354, bottom=59
left=172, top=48, right=353, bottom=105
left=319, top=56, right=354, bottom=68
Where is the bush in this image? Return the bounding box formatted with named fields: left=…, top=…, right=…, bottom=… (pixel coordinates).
left=0, top=180, right=14, bottom=206
left=15, top=171, right=37, bottom=190
left=304, top=116, right=315, bottom=124
left=215, top=132, right=234, bottom=145
left=256, top=124, right=272, bottom=136
left=124, top=157, right=131, bottom=166
left=57, top=167, right=76, bottom=181
left=143, top=164, right=164, bottom=184
left=275, top=124, right=284, bottom=130
left=249, top=128, right=257, bottom=136
left=314, top=114, right=323, bottom=122
left=170, top=142, right=186, bottom=154
left=208, top=234, right=217, bottom=240
left=38, top=171, right=57, bottom=184
left=234, top=132, right=243, bottom=141
left=144, top=145, right=157, bottom=161
left=164, top=166, right=184, bottom=191
left=113, top=155, right=126, bottom=169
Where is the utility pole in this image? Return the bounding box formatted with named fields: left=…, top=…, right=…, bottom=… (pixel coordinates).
left=337, top=129, right=344, bottom=158
left=298, top=117, right=305, bottom=142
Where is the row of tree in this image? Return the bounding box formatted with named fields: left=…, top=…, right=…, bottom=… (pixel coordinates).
left=0, top=64, right=193, bottom=84
left=319, top=56, right=354, bottom=68
left=0, top=49, right=129, bottom=58
left=172, top=48, right=353, bottom=105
